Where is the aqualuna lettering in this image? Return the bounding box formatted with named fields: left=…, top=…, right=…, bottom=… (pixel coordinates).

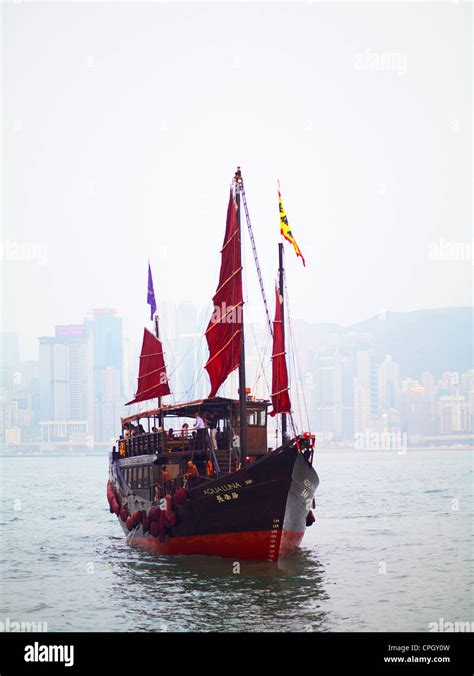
left=203, top=482, right=241, bottom=496
left=24, top=642, right=74, bottom=667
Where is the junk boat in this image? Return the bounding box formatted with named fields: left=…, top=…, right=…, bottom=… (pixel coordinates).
left=107, top=168, right=319, bottom=561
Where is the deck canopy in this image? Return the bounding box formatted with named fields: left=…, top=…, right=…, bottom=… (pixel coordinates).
left=121, top=396, right=269, bottom=425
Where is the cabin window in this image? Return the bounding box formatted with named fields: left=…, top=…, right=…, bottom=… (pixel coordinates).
left=125, top=465, right=151, bottom=490
left=247, top=411, right=258, bottom=426
left=247, top=410, right=266, bottom=427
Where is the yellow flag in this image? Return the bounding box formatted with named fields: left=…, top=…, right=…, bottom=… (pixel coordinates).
left=278, top=184, right=305, bottom=266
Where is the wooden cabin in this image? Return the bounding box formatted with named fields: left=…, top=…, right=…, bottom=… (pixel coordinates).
left=118, top=397, right=270, bottom=481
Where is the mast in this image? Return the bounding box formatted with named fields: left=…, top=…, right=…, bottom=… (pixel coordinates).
left=235, top=167, right=247, bottom=464
left=278, top=242, right=288, bottom=441
left=154, top=313, right=162, bottom=425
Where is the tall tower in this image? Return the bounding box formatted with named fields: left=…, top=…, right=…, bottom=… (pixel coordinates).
left=86, top=308, right=124, bottom=442
left=38, top=324, right=89, bottom=424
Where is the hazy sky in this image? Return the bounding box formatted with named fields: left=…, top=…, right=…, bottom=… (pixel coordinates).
left=2, top=1, right=472, bottom=360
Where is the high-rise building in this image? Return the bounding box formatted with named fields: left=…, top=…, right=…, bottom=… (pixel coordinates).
left=38, top=324, right=89, bottom=424
left=85, top=309, right=123, bottom=390
left=93, top=366, right=123, bottom=443
left=421, top=371, right=437, bottom=434
left=174, top=302, right=207, bottom=400
left=438, top=395, right=471, bottom=434
left=38, top=312, right=125, bottom=446
left=439, top=372, right=459, bottom=396
left=353, top=350, right=378, bottom=434
left=85, top=308, right=124, bottom=441
left=341, top=353, right=354, bottom=439
left=353, top=380, right=370, bottom=435
left=460, top=370, right=474, bottom=429
left=377, top=355, right=400, bottom=412
left=314, top=349, right=342, bottom=440
left=400, top=380, right=431, bottom=435
left=460, top=370, right=474, bottom=395
left=0, top=391, right=19, bottom=443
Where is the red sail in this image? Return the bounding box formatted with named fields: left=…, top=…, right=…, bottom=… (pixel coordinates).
left=126, top=328, right=171, bottom=405
left=205, top=190, right=243, bottom=397
left=269, top=286, right=291, bottom=416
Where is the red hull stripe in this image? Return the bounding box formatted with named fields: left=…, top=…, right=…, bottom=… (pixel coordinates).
left=130, top=529, right=304, bottom=562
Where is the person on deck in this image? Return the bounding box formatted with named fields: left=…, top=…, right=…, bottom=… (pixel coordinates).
left=206, top=459, right=213, bottom=478
left=180, top=423, right=189, bottom=437
left=184, top=460, right=199, bottom=489
left=206, top=413, right=218, bottom=452
left=162, top=465, right=172, bottom=493
left=185, top=461, right=198, bottom=478
left=193, top=412, right=206, bottom=450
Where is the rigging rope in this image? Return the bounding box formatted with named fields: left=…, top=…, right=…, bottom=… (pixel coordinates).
left=248, top=319, right=272, bottom=396
left=241, top=184, right=273, bottom=338
left=284, top=275, right=311, bottom=434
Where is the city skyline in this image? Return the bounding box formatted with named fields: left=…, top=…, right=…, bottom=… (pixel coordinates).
left=1, top=303, right=472, bottom=452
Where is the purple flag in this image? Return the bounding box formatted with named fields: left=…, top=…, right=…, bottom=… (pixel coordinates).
left=147, top=262, right=157, bottom=321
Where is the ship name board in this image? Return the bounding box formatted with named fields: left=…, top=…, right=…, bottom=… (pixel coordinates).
left=203, top=482, right=242, bottom=496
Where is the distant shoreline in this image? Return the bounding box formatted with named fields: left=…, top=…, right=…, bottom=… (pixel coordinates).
left=0, top=447, right=472, bottom=458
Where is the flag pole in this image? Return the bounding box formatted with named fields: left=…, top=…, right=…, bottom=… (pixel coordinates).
left=148, top=261, right=162, bottom=424
left=154, top=313, right=162, bottom=426
left=278, top=242, right=288, bottom=442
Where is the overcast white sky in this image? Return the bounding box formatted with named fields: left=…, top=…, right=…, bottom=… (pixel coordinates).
left=2, top=1, right=472, bottom=360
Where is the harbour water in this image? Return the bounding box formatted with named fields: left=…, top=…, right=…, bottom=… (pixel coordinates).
left=0, top=450, right=472, bottom=632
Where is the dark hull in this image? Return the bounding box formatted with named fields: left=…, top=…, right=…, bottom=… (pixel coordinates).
left=109, top=444, right=319, bottom=562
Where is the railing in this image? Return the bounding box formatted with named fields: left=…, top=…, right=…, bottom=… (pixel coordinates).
left=117, top=429, right=230, bottom=460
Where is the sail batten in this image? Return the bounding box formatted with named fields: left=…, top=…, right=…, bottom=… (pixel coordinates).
left=269, top=286, right=291, bottom=417
left=205, top=190, right=243, bottom=397
left=126, top=328, right=171, bottom=406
